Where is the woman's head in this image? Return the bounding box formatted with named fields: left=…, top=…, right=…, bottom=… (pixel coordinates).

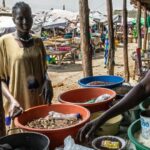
left=12, top=2, right=33, bottom=33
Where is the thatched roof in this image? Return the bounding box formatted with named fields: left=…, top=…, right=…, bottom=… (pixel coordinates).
left=131, top=0, right=150, bottom=11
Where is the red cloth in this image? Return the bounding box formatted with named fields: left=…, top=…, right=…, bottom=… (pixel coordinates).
left=58, top=46, right=71, bottom=51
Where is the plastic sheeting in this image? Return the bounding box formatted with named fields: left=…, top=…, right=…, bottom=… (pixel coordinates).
left=0, top=16, right=16, bottom=36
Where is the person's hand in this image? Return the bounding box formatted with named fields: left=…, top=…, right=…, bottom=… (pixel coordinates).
left=9, top=98, right=23, bottom=119
left=41, top=79, right=53, bottom=104
left=77, top=119, right=101, bottom=142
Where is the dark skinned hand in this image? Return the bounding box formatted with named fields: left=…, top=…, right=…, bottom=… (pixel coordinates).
left=77, top=118, right=101, bottom=142
left=41, top=79, right=53, bottom=104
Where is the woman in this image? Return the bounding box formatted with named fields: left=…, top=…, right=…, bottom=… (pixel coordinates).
left=78, top=70, right=150, bottom=142
left=0, top=2, right=53, bottom=118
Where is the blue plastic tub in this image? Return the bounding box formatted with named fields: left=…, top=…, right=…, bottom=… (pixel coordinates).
left=78, top=75, right=125, bottom=89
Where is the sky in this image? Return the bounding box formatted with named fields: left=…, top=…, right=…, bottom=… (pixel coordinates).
left=0, top=0, right=134, bottom=14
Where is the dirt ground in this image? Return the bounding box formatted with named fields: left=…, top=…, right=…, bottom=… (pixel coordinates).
left=48, top=42, right=138, bottom=103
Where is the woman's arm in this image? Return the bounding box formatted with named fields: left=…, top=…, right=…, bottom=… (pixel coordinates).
left=2, top=81, right=15, bottom=102
left=1, top=81, right=22, bottom=117
left=97, top=80, right=148, bottom=124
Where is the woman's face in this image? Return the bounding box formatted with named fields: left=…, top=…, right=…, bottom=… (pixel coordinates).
left=13, top=7, right=33, bottom=33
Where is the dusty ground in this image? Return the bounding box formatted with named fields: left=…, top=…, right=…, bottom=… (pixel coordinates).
left=48, top=42, right=138, bottom=103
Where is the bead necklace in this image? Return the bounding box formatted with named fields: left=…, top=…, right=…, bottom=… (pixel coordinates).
left=14, top=32, right=33, bottom=42
left=19, top=36, right=33, bottom=42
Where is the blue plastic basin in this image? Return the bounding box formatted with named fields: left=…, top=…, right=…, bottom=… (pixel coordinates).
left=78, top=75, right=125, bottom=89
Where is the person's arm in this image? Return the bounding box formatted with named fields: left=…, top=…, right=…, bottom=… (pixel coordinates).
left=2, top=81, right=15, bottom=102
left=1, top=81, right=23, bottom=117
left=97, top=80, right=147, bottom=123
left=78, top=71, right=150, bottom=141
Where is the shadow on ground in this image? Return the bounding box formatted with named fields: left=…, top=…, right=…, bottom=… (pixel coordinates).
left=48, top=63, right=83, bottom=72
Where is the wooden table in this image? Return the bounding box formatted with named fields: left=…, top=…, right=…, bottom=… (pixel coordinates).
left=44, top=41, right=61, bottom=47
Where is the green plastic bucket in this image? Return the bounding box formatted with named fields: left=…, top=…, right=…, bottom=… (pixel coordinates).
left=139, top=97, right=150, bottom=111
left=128, top=119, right=150, bottom=150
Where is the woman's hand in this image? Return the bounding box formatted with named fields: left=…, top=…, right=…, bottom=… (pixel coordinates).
left=9, top=98, right=23, bottom=119
left=77, top=119, right=101, bottom=142
left=41, top=79, right=53, bottom=104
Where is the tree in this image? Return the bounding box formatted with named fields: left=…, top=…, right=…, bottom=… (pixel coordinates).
left=2, top=0, right=5, bottom=8
left=106, top=0, right=115, bottom=75
left=79, top=0, right=93, bottom=77
left=123, top=0, right=130, bottom=82
left=137, top=0, right=142, bottom=49
left=143, top=7, right=148, bottom=51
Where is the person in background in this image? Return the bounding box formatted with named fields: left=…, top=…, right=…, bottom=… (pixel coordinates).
left=104, top=33, right=109, bottom=68
left=0, top=2, right=53, bottom=120
left=100, top=31, right=106, bottom=48
left=133, top=26, right=138, bottom=43
left=141, top=26, right=145, bottom=39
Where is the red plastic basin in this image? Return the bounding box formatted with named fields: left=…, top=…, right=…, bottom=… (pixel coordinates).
left=58, top=88, right=116, bottom=113
left=14, top=104, right=90, bottom=150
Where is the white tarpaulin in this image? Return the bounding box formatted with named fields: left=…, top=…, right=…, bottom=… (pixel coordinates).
left=33, top=9, right=78, bottom=27
left=46, top=9, right=78, bottom=21
left=42, top=18, right=68, bottom=29
left=0, top=16, right=16, bottom=36
left=0, top=16, right=15, bottom=28
left=90, top=11, right=107, bottom=23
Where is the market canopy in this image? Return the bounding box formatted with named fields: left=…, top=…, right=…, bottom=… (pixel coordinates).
left=42, top=18, right=68, bottom=29
left=32, top=9, right=78, bottom=32
left=46, top=9, right=78, bottom=21
left=89, top=11, right=107, bottom=23
left=131, top=18, right=144, bottom=26
left=129, top=16, right=150, bottom=27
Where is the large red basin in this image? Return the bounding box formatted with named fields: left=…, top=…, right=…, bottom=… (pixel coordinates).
left=14, top=104, right=90, bottom=150
left=58, top=88, right=116, bottom=113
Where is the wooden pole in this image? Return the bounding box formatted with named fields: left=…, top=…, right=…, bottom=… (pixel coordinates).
left=143, top=7, right=148, bottom=51
left=79, top=0, right=93, bottom=77
left=0, top=79, right=6, bottom=136
left=137, top=0, right=142, bottom=49
left=123, top=0, right=130, bottom=82
left=106, top=0, right=115, bottom=75
left=2, top=0, right=5, bottom=8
